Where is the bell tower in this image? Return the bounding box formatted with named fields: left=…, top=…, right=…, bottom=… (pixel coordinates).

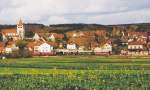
left=17, top=18, right=25, bottom=40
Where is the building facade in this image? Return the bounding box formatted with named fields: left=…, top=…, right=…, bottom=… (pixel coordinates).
left=0, top=19, right=25, bottom=41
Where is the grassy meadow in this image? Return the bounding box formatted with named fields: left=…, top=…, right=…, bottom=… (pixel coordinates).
left=0, top=56, right=150, bottom=90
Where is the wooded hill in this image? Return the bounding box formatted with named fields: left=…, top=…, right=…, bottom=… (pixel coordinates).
left=0, top=23, right=150, bottom=33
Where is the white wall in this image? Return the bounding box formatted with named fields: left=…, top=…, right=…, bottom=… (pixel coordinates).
left=128, top=45, right=143, bottom=49
left=94, top=43, right=112, bottom=53
left=38, top=43, right=53, bottom=53
left=67, top=44, right=77, bottom=50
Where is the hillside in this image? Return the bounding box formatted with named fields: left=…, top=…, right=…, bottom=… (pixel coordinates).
left=109, top=23, right=150, bottom=32
left=0, top=23, right=150, bottom=33
left=49, top=24, right=111, bottom=33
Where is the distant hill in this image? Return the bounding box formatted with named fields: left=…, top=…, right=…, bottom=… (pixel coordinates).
left=24, top=23, right=45, bottom=32
left=0, top=23, right=150, bottom=33
left=109, top=23, right=150, bottom=32
left=0, top=25, right=16, bottom=29
left=49, top=24, right=112, bottom=33
left=0, top=24, right=45, bottom=32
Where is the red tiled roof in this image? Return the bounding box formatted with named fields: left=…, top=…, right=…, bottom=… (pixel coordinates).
left=128, top=32, right=147, bottom=36
left=49, top=33, right=64, bottom=39
left=128, top=41, right=145, bottom=45
left=27, top=41, right=43, bottom=48
left=99, top=39, right=112, bottom=47
left=5, top=41, right=16, bottom=48
left=0, top=42, right=5, bottom=51
left=47, top=42, right=58, bottom=47
left=1, top=29, right=17, bottom=34
left=95, top=30, right=107, bottom=36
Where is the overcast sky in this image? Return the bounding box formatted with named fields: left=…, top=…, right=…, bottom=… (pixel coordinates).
left=0, top=0, right=150, bottom=25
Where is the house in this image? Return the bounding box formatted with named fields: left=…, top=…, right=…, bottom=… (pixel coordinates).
left=95, top=30, right=107, bottom=37
left=32, top=33, right=46, bottom=42
left=33, top=33, right=41, bottom=41
left=27, top=41, right=55, bottom=56
left=67, top=43, right=77, bottom=50
left=78, top=46, right=85, bottom=50
left=1, top=29, right=19, bottom=41
left=58, top=43, right=64, bottom=49
left=79, top=32, right=84, bottom=37
left=94, top=40, right=112, bottom=55
left=0, top=19, right=25, bottom=41
left=36, top=43, right=53, bottom=54
left=121, top=50, right=128, bottom=55
left=48, top=34, right=55, bottom=42
left=78, top=46, right=93, bottom=55
left=128, top=41, right=148, bottom=56
left=5, top=41, right=19, bottom=54
left=73, top=33, right=77, bottom=37
left=121, top=36, right=128, bottom=45
left=127, top=31, right=149, bottom=56
left=48, top=33, right=64, bottom=41
left=58, top=43, right=78, bottom=55
left=2, top=34, right=8, bottom=42
left=128, top=32, right=148, bottom=43
left=91, top=42, right=99, bottom=50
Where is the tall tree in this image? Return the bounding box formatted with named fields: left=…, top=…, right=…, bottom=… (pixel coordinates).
left=16, top=40, right=28, bottom=57
left=0, top=33, right=3, bottom=41
left=25, top=31, right=35, bottom=38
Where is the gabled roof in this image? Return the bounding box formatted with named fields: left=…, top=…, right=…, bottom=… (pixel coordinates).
left=49, top=34, right=55, bottom=39
left=128, top=32, right=148, bottom=36
left=128, top=41, right=145, bottom=45
left=5, top=41, right=16, bottom=48
left=0, top=43, right=5, bottom=51
left=99, top=39, right=112, bottom=47
left=47, top=42, right=58, bottom=47
left=27, top=41, right=43, bottom=48
left=95, top=30, right=107, bottom=36
left=1, top=29, right=17, bottom=34
left=121, top=36, right=128, bottom=42
left=49, top=33, right=64, bottom=39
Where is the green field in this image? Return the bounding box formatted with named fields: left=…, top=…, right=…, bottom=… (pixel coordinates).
left=0, top=56, right=150, bottom=90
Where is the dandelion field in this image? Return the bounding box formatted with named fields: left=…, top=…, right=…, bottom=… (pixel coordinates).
left=0, top=56, right=150, bottom=90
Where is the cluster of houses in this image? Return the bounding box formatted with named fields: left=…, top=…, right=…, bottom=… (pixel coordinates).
left=0, top=19, right=150, bottom=57
left=120, top=31, right=150, bottom=56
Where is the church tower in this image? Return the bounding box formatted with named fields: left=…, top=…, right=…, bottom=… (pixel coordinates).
left=17, top=18, right=25, bottom=40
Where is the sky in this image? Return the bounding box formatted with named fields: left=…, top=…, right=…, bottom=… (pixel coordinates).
left=0, top=0, right=150, bottom=25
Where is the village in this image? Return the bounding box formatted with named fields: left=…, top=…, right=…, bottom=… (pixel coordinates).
left=0, top=19, right=150, bottom=58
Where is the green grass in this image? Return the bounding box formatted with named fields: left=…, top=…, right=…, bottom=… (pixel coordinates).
left=0, top=56, right=150, bottom=90
left=0, top=56, right=150, bottom=70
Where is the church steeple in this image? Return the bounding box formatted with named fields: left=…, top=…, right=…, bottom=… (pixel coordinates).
left=17, top=18, right=25, bottom=40
left=18, top=18, right=23, bottom=26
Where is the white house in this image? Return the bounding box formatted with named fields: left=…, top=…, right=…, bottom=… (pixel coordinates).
left=94, top=43, right=112, bottom=55
left=2, top=34, right=7, bottom=42
left=56, top=43, right=78, bottom=55
left=34, top=42, right=53, bottom=54
left=79, top=32, right=84, bottom=37
left=33, top=33, right=41, bottom=41
left=73, top=33, right=77, bottom=37
left=5, top=42, right=19, bottom=53
left=67, top=43, right=77, bottom=50
left=128, top=41, right=148, bottom=56
left=78, top=46, right=85, bottom=50
left=5, top=48, right=12, bottom=53
left=49, top=34, right=55, bottom=42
